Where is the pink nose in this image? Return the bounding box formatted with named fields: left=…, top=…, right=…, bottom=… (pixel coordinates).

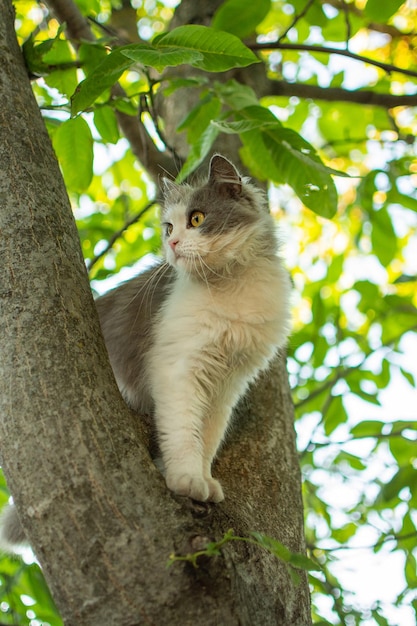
left=169, top=239, right=179, bottom=251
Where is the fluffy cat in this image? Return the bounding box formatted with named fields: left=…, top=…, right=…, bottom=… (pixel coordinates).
left=0, top=154, right=291, bottom=549
left=97, top=154, right=291, bottom=503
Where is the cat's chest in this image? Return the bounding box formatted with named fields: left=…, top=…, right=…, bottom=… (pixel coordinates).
left=158, top=268, right=286, bottom=344
left=165, top=277, right=259, bottom=322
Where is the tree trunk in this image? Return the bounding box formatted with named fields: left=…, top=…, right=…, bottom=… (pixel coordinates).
left=0, top=1, right=311, bottom=624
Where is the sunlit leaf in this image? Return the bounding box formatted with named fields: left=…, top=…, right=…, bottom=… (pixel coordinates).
left=94, top=106, right=120, bottom=144
left=370, top=206, right=397, bottom=267
left=364, top=0, right=405, bottom=21
left=121, top=45, right=204, bottom=73
left=71, top=48, right=134, bottom=115
left=212, top=0, right=271, bottom=38
left=350, top=420, right=385, bottom=438
left=155, top=25, right=260, bottom=72
left=52, top=116, right=93, bottom=192
left=324, top=394, right=348, bottom=435
left=176, top=123, right=220, bottom=182
left=378, top=465, right=417, bottom=503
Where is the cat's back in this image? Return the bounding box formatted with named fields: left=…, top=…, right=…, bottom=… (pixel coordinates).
left=96, top=262, right=175, bottom=410
left=96, top=262, right=174, bottom=331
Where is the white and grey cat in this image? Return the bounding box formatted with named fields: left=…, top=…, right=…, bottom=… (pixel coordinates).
left=0, top=154, right=291, bottom=548
left=97, top=154, right=291, bottom=503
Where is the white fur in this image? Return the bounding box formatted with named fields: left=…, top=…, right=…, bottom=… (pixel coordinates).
left=148, top=222, right=291, bottom=502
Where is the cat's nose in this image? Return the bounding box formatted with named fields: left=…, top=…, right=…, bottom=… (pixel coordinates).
left=169, top=238, right=179, bottom=251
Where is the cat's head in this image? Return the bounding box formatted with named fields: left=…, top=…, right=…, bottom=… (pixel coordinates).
left=160, top=155, right=277, bottom=279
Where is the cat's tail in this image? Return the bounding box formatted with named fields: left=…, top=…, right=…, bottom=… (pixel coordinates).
left=0, top=503, right=27, bottom=552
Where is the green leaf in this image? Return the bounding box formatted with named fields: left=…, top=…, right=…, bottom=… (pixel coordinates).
left=347, top=380, right=381, bottom=406
left=53, top=116, right=93, bottom=192
left=324, top=395, right=348, bottom=435
left=121, top=45, right=204, bottom=73
left=400, top=367, right=416, bottom=387
left=334, top=451, right=367, bottom=471
left=399, top=512, right=417, bottom=551
left=389, top=433, right=416, bottom=465
left=350, top=420, right=385, bottom=438
left=177, top=95, right=222, bottom=143
left=241, top=127, right=338, bottom=217
left=370, top=206, right=397, bottom=267
left=405, top=553, right=417, bottom=588
left=263, top=130, right=339, bottom=218
left=326, top=254, right=344, bottom=284
left=212, top=0, right=271, bottom=38
left=72, top=27, right=258, bottom=114
left=251, top=532, right=292, bottom=561
left=215, top=79, right=259, bottom=110
left=212, top=103, right=281, bottom=136
left=331, top=522, right=358, bottom=544
left=387, top=188, right=417, bottom=213
left=288, top=553, right=321, bottom=572
left=378, top=465, right=417, bottom=503
left=162, top=76, right=209, bottom=96
left=391, top=420, right=417, bottom=433
left=251, top=533, right=320, bottom=571
left=394, top=274, right=417, bottom=284
left=94, top=106, right=120, bottom=144
left=78, top=41, right=109, bottom=75
left=42, top=38, right=78, bottom=99
left=211, top=118, right=276, bottom=134
left=23, top=565, right=62, bottom=622
left=364, top=0, right=405, bottom=22
left=71, top=48, right=135, bottom=115
left=22, top=28, right=64, bottom=77
left=176, top=123, right=220, bottom=182
left=155, top=25, right=260, bottom=72
left=354, top=280, right=380, bottom=313
left=231, top=105, right=344, bottom=216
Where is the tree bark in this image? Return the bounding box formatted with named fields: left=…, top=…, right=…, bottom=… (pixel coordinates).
left=0, top=1, right=311, bottom=624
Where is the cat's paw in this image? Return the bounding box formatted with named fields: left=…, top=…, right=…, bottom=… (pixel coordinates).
left=166, top=473, right=209, bottom=501
left=205, top=477, right=224, bottom=503
left=166, top=473, right=224, bottom=503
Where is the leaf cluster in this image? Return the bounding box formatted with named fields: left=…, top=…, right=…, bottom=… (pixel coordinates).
left=167, top=528, right=321, bottom=585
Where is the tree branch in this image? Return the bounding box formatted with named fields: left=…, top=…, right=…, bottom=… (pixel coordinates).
left=268, top=78, right=417, bottom=108
left=45, top=0, right=179, bottom=182
left=252, top=41, right=417, bottom=80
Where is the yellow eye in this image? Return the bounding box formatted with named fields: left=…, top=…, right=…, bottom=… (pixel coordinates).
left=165, top=223, right=173, bottom=236
left=190, top=211, right=205, bottom=228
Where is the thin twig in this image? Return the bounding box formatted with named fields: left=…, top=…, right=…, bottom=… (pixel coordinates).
left=268, top=79, right=417, bottom=108
left=252, top=41, right=417, bottom=79
left=277, top=0, right=316, bottom=43
left=86, top=199, right=158, bottom=273
left=341, top=0, right=351, bottom=50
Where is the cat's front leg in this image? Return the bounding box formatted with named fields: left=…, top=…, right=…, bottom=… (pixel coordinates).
left=153, top=387, right=224, bottom=503
left=161, top=405, right=229, bottom=504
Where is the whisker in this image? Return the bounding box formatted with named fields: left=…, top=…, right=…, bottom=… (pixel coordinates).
left=125, top=262, right=171, bottom=332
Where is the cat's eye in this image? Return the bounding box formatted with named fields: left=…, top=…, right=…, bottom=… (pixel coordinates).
left=190, top=211, right=205, bottom=228
left=165, top=223, right=173, bottom=236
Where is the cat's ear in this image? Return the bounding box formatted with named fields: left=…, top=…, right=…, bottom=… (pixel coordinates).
left=209, top=154, right=242, bottom=198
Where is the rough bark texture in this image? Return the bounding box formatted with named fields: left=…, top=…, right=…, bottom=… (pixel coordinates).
left=0, top=1, right=312, bottom=624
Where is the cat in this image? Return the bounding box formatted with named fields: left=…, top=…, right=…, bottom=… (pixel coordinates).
left=0, top=154, right=291, bottom=549
left=96, top=154, right=291, bottom=503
